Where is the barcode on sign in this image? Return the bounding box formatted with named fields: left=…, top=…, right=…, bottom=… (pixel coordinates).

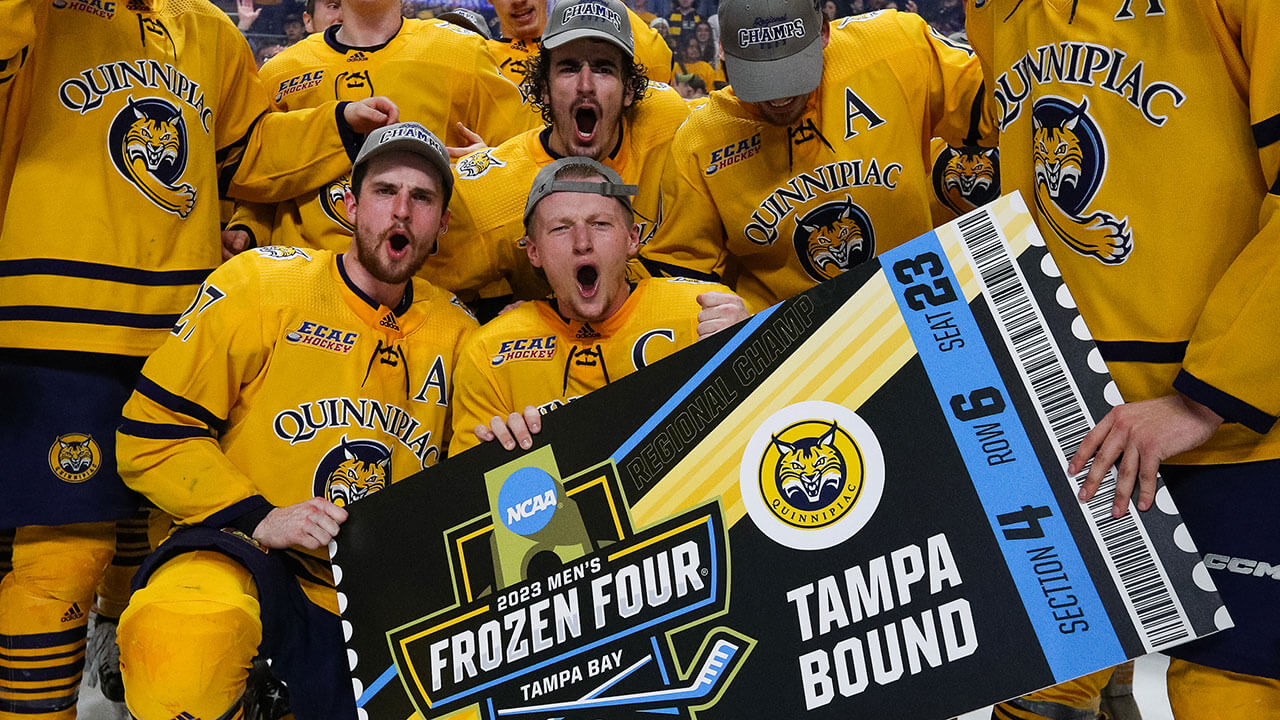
left=954, top=208, right=1192, bottom=651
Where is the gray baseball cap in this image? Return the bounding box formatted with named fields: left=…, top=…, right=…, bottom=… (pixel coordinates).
left=719, top=0, right=824, bottom=103
left=437, top=8, right=492, bottom=40
left=523, top=157, right=638, bottom=226
left=352, top=122, right=453, bottom=204
left=541, top=0, right=634, bottom=56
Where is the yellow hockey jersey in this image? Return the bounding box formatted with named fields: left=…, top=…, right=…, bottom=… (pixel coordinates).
left=640, top=10, right=993, bottom=312
left=118, top=247, right=476, bottom=605
left=488, top=7, right=675, bottom=95
left=450, top=277, right=729, bottom=453
left=230, top=19, right=537, bottom=252
left=425, top=83, right=690, bottom=300
left=965, top=0, right=1280, bottom=464
left=0, top=0, right=365, bottom=357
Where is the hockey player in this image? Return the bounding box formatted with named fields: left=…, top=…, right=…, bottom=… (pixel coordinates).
left=451, top=157, right=747, bottom=452
left=0, top=0, right=397, bottom=714
left=224, top=0, right=536, bottom=254
left=965, top=1, right=1280, bottom=718
left=640, top=1, right=993, bottom=312
left=114, top=123, right=476, bottom=720
left=488, top=0, right=673, bottom=95
left=428, top=0, right=690, bottom=313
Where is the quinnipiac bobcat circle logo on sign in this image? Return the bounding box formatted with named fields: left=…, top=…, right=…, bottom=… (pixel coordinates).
left=740, top=401, right=884, bottom=550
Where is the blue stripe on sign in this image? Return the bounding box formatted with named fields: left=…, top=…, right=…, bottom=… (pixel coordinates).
left=611, top=305, right=779, bottom=462
left=880, top=233, right=1124, bottom=682
left=356, top=663, right=398, bottom=707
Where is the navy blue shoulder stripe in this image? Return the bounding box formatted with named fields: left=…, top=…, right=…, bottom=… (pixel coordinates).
left=1174, top=369, right=1276, bottom=435
left=0, top=258, right=211, bottom=286
left=637, top=257, right=722, bottom=283
left=0, top=305, right=178, bottom=329
left=134, top=375, right=228, bottom=433
left=336, top=101, right=364, bottom=161
left=1253, top=112, right=1280, bottom=149
left=118, top=418, right=214, bottom=440
left=217, top=112, right=264, bottom=198
left=966, top=81, right=987, bottom=147
left=1094, top=340, right=1187, bottom=364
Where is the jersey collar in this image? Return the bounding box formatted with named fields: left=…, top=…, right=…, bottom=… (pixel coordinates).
left=324, top=19, right=405, bottom=54
left=335, top=253, right=414, bottom=337
left=536, top=125, right=626, bottom=162
left=541, top=281, right=640, bottom=339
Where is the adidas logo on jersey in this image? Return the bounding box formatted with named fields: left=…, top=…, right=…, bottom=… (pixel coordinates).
left=61, top=603, right=85, bottom=623
left=379, top=314, right=400, bottom=332
left=347, top=51, right=368, bottom=62
left=575, top=323, right=599, bottom=339
left=169, top=712, right=199, bottom=720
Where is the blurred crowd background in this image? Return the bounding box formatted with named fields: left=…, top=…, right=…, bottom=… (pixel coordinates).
left=225, top=0, right=966, bottom=68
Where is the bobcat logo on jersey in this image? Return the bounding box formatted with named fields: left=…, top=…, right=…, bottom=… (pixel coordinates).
left=254, top=246, right=311, bottom=261
left=793, top=195, right=875, bottom=282
left=457, top=149, right=506, bottom=179
left=315, top=437, right=390, bottom=508
left=741, top=401, right=885, bottom=550
left=108, top=96, right=195, bottom=218
left=319, top=176, right=356, bottom=231
left=48, top=433, right=101, bottom=484
left=334, top=70, right=374, bottom=99
left=931, top=144, right=1000, bottom=214
left=1031, top=97, right=1132, bottom=264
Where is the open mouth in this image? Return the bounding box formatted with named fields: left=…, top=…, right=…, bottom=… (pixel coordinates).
left=574, top=106, right=599, bottom=142
left=576, top=264, right=599, bottom=296
left=388, top=232, right=410, bottom=254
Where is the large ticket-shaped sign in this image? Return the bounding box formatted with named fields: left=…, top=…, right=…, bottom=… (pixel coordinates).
left=334, top=194, right=1226, bottom=719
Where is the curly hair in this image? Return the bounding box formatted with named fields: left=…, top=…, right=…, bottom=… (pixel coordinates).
left=522, top=45, right=650, bottom=126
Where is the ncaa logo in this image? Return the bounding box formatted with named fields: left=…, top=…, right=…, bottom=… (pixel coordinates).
left=740, top=401, right=884, bottom=550
left=498, top=467, right=559, bottom=536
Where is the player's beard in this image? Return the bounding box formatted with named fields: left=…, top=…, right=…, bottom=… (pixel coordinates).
left=352, top=225, right=434, bottom=287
